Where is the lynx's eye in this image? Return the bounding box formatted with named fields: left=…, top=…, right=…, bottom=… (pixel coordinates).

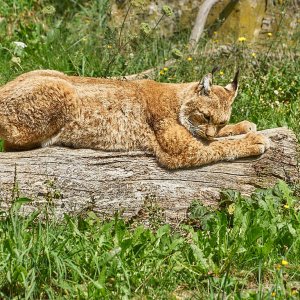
left=203, top=113, right=210, bottom=123
left=188, top=113, right=203, bottom=125
left=218, top=121, right=227, bottom=128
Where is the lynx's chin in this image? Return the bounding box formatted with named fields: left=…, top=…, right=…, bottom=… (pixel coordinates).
left=189, top=127, right=216, bottom=141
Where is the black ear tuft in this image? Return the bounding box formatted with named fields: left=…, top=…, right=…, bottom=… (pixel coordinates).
left=232, top=70, right=239, bottom=90
left=211, top=66, right=220, bottom=75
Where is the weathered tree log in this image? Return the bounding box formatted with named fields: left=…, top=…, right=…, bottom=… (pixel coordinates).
left=0, top=128, right=298, bottom=221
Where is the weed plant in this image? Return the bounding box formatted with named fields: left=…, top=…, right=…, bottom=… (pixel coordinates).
left=0, top=181, right=299, bottom=298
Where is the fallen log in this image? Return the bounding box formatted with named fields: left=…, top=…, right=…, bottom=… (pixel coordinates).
left=0, top=127, right=298, bottom=221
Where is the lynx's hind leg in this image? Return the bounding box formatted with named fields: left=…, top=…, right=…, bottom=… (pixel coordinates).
left=0, top=78, right=79, bottom=151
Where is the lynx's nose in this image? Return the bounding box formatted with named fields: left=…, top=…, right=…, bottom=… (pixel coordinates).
left=206, top=126, right=216, bottom=139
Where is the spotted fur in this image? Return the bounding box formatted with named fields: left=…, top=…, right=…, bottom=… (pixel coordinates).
left=0, top=69, right=270, bottom=169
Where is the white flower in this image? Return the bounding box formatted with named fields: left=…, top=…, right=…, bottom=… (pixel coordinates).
left=13, top=41, right=27, bottom=48
left=274, top=90, right=279, bottom=95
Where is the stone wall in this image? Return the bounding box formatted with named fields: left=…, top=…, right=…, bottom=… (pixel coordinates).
left=111, top=0, right=299, bottom=43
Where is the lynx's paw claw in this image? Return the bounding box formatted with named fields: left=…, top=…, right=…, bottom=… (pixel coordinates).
left=239, top=120, right=257, bottom=134
left=245, top=132, right=271, bottom=154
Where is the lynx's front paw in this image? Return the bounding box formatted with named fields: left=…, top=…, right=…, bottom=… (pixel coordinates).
left=237, top=120, right=257, bottom=134
left=217, top=120, right=257, bottom=137
left=244, top=132, right=271, bottom=155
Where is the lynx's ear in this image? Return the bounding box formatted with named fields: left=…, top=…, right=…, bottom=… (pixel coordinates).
left=225, top=70, right=239, bottom=92
left=198, top=66, right=219, bottom=96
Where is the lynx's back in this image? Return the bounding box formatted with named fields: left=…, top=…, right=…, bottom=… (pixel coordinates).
left=0, top=70, right=163, bottom=151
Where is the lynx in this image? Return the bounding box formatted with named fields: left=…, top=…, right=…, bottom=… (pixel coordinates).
left=0, top=68, right=270, bottom=169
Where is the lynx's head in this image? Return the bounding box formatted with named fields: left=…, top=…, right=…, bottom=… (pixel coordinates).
left=179, top=68, right=239, bottom=140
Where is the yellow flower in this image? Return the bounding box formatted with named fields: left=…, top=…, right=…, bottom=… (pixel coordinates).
left=276, top=264, right=281, bottom=270
left=271, top=292, right=276, bottom=297
left=238, top=37, right=246, bottom=42
left=159, top=70, right=165, bottom=75
left=252, top=52, right=256, bottom=58
left=219, top=71, right=224, bottom=76
left=284, top=204, right=289, bottom=209
left=291, top=289, right=298, bottom=295
left=281, top=259, right=288, bottom=266
left=187, top=57, right=193, bottom=61
left=107, top=45, right=112, bottom=49
left=268, top=32, right=273, bottom=37
left=227, top=203, right=235, bottom=215
left=163, top=67, right=168, bottom=71
left=213, top=31, right=217, bottom=35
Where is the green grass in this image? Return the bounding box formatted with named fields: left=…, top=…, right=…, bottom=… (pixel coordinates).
left=0, top=1, right=299, bottom=298
left=0, top=181, right=299, bottom=298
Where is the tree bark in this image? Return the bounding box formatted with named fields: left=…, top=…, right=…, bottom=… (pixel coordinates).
left=0, top=128, right=298, bottom=222
left=188, top=0, right=219, bottom=51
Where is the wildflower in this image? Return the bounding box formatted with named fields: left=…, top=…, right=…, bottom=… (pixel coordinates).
left=159, top=70, right=165, bottom=75
left=162, top=5, right=173, bottom=17
left=163, top=67, right=168, bottom=71
left=284, top=204, right=289, bottom=209
left=213, top=31, right=217, bottom=35
left=13, top=41, right=27, bottom=48
left=42, top=5, right=56, bottom=15
left=11, top=56, right=21, bottom=64
left=187, top=57, right=193, bottom=62
left=271, top=292, right=276, bottom=297
left=109, top=247, right=121, bottom=256
left=268, top=32, right=273, bottom=37
left=276, top=264, right=281, bottom=270
left=252, top=52, right=256, bottom=58
left=291, top=288, right=298, bottom=295
left=281, top=259, right=288, bottom=266
left=132, top=0, right=145, bottom=8
left=140, top=23, right=152, bottom=35
left=171, top=48, right=183, bottom=59
left=107, top=45, right=112, bottom=49
left=274, top=90, right=279, bottom=95
left=219, top=71, right=224, bottom=76
left=238, top=37, right=246, bottom=42
left=227, top=203, right=235, bottom=215
left=214, top=39, right=219, bottom=43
